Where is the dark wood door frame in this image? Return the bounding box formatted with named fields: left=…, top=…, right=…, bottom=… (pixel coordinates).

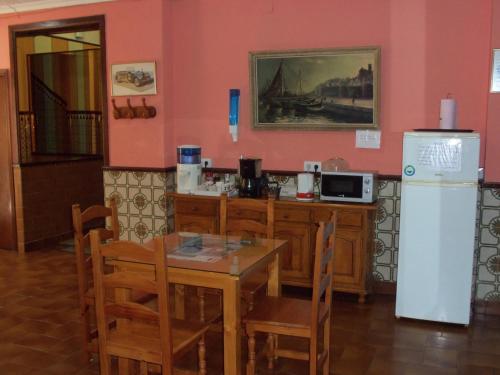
left=0, top=70, right=17, bottom=250
left=9, top=15, right=109, bottom=165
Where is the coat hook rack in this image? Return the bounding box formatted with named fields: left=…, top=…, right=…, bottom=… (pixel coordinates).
left=112, top=98, right=157, bottom=120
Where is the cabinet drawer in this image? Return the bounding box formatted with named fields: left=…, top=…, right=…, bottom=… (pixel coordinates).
left=313, top=208, right=363, bottom=228
left=175, top=199, right=218, bottom=216
left=338, top=210, right=363, bottom=228
left=275, top=207, right=311, bottom=223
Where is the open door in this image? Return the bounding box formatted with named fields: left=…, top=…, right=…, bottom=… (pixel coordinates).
left=0, top=70, right=17, bottom=250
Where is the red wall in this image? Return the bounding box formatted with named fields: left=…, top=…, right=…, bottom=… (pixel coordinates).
left=0, top=0, right=169, bottom=168
left=0, top=0, right=497, bottom=178
left=486, top=0, right=500, bottom=182
left=170, top=0, right=492, bottom=175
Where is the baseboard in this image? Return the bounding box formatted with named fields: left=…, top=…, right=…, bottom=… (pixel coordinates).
left=474, top=300, right=500, bottom=317
left=373, top=280, right=396, bottom=295
left=25, top=231, right=73, bottom=251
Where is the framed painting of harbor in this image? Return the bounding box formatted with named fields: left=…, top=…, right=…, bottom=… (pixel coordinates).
left=250, top=47, right=380, bottom=130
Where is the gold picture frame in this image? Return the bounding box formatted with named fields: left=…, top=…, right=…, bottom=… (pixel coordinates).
left=250, top=47, right=380, bottom=130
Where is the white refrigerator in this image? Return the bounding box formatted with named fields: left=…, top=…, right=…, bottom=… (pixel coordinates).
left=395, top=131, right=480, bottom=325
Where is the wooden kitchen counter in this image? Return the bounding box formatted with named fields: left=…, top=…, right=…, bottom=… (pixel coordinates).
left=167, top=192, right=378, bottom=303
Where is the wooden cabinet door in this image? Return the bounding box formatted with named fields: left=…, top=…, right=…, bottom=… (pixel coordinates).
left=275, top=221, right=312, bottom=285
left=333, top=229, right=363, bottom=286
left=175, top=214, right=217, bottom=234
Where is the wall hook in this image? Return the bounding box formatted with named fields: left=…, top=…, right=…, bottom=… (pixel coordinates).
left=111, top=98, right=156, bottom=120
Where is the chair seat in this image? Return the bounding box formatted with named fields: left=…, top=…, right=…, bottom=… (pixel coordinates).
left=244, top=296, right=328, bottom=333
left=107, top=319, right=209, bottom=364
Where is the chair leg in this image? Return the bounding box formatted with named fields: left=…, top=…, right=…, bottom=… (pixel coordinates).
left=81, top=306, right=91, bottom=362
left=266, top=333, right=275, bottom=370
left=198, top=335, right=207, bottom=375
left=247, top=329, right=256, bottom=375
left=322, top=317, right=331, bottom=375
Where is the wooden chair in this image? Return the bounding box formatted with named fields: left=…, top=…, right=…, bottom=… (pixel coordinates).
left=90, top=231, right=210, bottom=375
left=197, top=194, right=275, bottom=322
left=221, top=194, right=275, bottom=312
left=244, top=212, right=337, bottom=375
left=72, top=199, right=120, bottom=361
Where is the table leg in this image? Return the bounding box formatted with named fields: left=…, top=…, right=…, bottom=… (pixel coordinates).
left=174, top=284, right=185, bottom=319
left=223, top=278, right=241, bottom=375
left=267, top=250, right=281, bottom=297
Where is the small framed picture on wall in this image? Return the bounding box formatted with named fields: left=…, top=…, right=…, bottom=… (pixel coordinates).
left=111, top=61, right=157, bottom=96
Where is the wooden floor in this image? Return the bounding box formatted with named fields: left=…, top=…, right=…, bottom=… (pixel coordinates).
left=1, top=249, right=500, bottom=375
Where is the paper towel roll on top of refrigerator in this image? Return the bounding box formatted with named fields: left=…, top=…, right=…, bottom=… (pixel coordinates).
left=439, top=98, right=457, bottom=130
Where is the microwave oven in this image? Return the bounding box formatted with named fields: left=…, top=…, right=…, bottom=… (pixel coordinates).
left=320, top=171, right=378, bottom=203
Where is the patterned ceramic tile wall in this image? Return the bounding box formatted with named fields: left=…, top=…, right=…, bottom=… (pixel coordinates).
left=476, top=188, right=500, bottom=301
left=103, top=170, right=175, bottom=243
left=373, top=180, right=401, bottom=283
left=102, top=169, right=500, bottom=301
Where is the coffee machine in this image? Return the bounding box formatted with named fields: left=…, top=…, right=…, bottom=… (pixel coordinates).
left=238, top=157, right=263, bottom=198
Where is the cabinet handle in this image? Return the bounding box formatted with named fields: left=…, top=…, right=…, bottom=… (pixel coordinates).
left=283, top=214, right=289, bottom=219
left=191, top=207, right=199, bottom=212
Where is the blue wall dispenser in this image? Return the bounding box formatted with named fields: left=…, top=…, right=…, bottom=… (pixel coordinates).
left=229, top=89, right=240, bottom=142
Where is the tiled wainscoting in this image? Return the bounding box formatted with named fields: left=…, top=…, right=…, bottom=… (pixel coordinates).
left=103, top=168, right=500, bottom=302
left=103, top=169, right=175, bottom=242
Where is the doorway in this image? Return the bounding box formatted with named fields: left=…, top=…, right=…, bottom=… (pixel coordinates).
left=8, top=16, right=108, bottom=252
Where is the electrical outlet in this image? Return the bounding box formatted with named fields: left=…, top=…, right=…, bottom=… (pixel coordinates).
left=201, top=158, right=212, bottom=168
left=304, top=161, right=322, bottom=173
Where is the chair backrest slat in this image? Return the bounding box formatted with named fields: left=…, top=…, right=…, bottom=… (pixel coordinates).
left=220, top=194, right=275, bottom=239
left=318, top=273, right=332, bottom=298
left=99, top=240, right=156, bottom=263
left=320, top=247, right=333, bottom=270
left=81, top=205, right=113, bottom=224
left=103, top=271, right=158, bottom=294
left=105, top=302, right=159, bottom=322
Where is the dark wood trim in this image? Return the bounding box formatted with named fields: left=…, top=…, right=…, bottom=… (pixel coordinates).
left=98, top=166, right=500, bottom=189
left=99, top=17, right=109, bottom=166
left=0, top=70, right=17, bottom=251
left=204, top=167, right=238, bottom=174
left=46, top=34, right=100, bottom=47
left=379, top=174, right=402, bottom=181
left=474, top=300, right=500, bottom=317
left=20, top=155, right=103, bottom=167
left=373, top=280, right=397, bottom=295
left=482, top=182, right=500, bottom=188
left=9, top=15, right=109, bottom=165
left=102, top=165, right=177, bottom=173
left=26, top=47, right=100, bottom=58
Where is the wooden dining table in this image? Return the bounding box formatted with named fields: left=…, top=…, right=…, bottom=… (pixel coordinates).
left=145, top=232, right=287, bottom=375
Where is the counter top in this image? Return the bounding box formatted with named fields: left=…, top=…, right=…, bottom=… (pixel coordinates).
left=166, top=192, right=378, bottom=210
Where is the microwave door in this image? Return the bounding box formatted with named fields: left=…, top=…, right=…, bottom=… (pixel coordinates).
left=321, top=175, right=363, bottom=199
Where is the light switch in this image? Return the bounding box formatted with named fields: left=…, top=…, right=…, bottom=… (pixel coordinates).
left=356, top=130, right=381, bottom=149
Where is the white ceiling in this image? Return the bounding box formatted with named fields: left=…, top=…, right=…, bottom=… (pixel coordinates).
left=0, top=0, right=114, bottom=15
